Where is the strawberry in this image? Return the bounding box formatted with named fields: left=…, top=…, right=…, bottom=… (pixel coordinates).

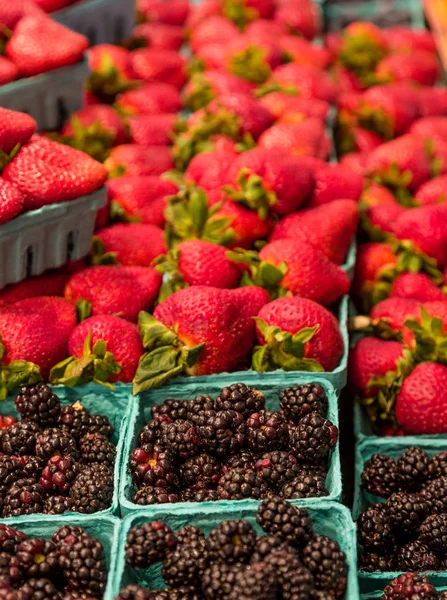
left=253, top=296, right=344, bottom=372
left=183, top=70, right=255, bottom=112
left=104, top=144, right=174, bottom=178
left=218, top=35, right=282, bottom=84
left=0, top=296, right=77, bottom=392
left=131, top=22, right=185, bottom=51
left=383, top=26, right=437, bottom=54
left=128, top=113, right=177, bottom=147
left=185, top=0, right=221, bottom=30
left=0, top=0, right=44, bottom=29
left=269, top=199, right=359, bottom=265
left=337, top=22, right=387, bottom=85
left=50, top=315, right=144, bottom=386
left=0, top=107, right=36, bottom=154
left=258, top=92, right=329, bottom=122
left=418, top=87, right=447, bottom=118
left=390, top=272, right=446, bottom=303
left=33, top=0, right=71, bottom=11
left=2, top=136, right=107, bottom=211
left=61, top=105, right=127, bottom=146
left=410, top=116, right=447, bottom=140
left=415, top=175, right=447, bottom=206
left=361, top=183, right=397, bottom=208
left=307, top=161, right=364, bottom=207
left=87, top=44, right=138, bottom=104
left=376, top=50, right=439, bottom=87
left=133, top=285, right=269, bottom=389
left=343, top=127, right=383, bottom=154
left=0, top=57, right=18, bottom=86
left=185, top=151, right=237, bottom=190
left=6, top=15, right=88, bottom=78
left=190, top=15, right=239, bottom=53
left=363, top=202, right=406, bottom=237
left=370, top=296, right=421, bottom=337
left=130, top=49, right=187, bottom=89
left=93, top=223, right=167, bottom=267
left=138, top=0, right=190, bottom=26
left=352, top=242, right=397, bottom=306
left=258, top=118, right=331, bottom=160
left=106, top=175, right=178, bottom=227
left=279, top=35, right=331, bottom=69
left=268, top=63, right=338, bottom=103
left=0, top=271, right=69, bottom=308
left=244, top=19, right=287, bottom=40
left=229, top=239, right=350, bottom=306
left=339, top=152, right=369, bottom=175
left=0, top=177, right=23, bottom=224
left=116, top=83, right=182, bottom=115
left=64, top=265, right=162, bottom=323
left=205, top=135, right=240, bottom=153
left=274, top=0, right=321, bottom=40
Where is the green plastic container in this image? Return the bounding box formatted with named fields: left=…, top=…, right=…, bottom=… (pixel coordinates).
left=323, top=0, right=426, bottom=31
left=113, top=501, right=359, bottom=599
left=1, top=383, right=133, bottom=521
left=119, top=376, right=342, bottom=516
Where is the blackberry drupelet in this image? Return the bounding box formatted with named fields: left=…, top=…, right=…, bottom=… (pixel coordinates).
left=396, top=447, right=431, bottom=491
left=291, top=412, right=338, bottom=465
left=302, top=535, right=347, bottom=598
left=421, top=476, right=447, bottom=514
left=115, top=585, right=153, bottom=600
left=397, top=539, right=439, bottom=571
left=16, top=538, right=58, bottom=579
left=382, top=573, right=439, bottom=600
left=420, top=512, right=447, bottom=551
left=159, top=420, right=200, bottom=460
left=0, top=552, right=23, bottom=582
left=157, top=588, right=202, bottom=600
left=358, top=551, right=397, bottom=572
left=216, top=468, right=267, bottom=500
left=180, top=453, right=221, bottom=489
left=280, top=471, right=328, bottom=499
left=152, top=399, right=190, bottom=422
left=133, top=486, right=179, bottom=506
left=35, top=429, right=77, bottom=461
left=206, top=519, right=256, bottom=564
left=279, top=383, right=327, bottom=423
left=79, top=433, right=116, bottom=468
left=264, top=549, right=303, bottom=592
left=256, top=497, right=313, bottom=548
left=39, top=455, right=76, bottom=493
left=138, top=416, right=172, bottom=446
left=361, top=453, right=400, bottom=498
left=161, top=543, right=209, bottom=588
left=180, top=488, right=219, bottom=502
left=216, top=383, right=265, bottom=417
left=280, top=566, right=314, bottom=600
left=246, top=411, right=288, bottom=453
left=385, top=492, right=429, bottom=535
left=175, top=525, right=205, bottom=547
left=0, top=456, right=24, bottom=496
left=0, top=524, right=27, bottom=553
left=130, top=445, right=179, bottom=489
left=1, top=422, right=41, bottom=456
left=357, top=503, right=395, bottom=551
left=58, top=532, right=107, bottom=597
left=223, top=452, right=257, bottom=471
left=19, top=456, right=45, bottom=481
left=188, top=395, right=215, bottom=423
left=43, top=496, right=73, bottom=514
left=14, top=384, right=60, bottom=428
left=2, top=479, right=45, bottom=517
left=58, top=402, right=112, bottom=440
left=20, top=578, right=59, bottom=600
left=126, top=522, right=177, bottom=568
left=254, top=451, right=298, bottom=490
left=250, top=536, right=296, bottom=563
left=202, top=563, right=242, bottom=600
left=428, top=450, right=447, bottom=480
left=233, top=562, right=277, bottom=600
left=197, top=410, right=246, bottom=458
left=69, top=468, right=113, bottom=513
left=52, top=526, right=85, bottom=547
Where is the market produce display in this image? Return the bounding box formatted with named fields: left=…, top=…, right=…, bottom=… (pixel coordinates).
left=381, top=573, right=447, bottom=599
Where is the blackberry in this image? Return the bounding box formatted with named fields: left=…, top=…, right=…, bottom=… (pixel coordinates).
left=382, top=573, right=439, bottom=600
left=58, top=532, right=107, bottom=596
left=207, top=519, right=256, bottom=564
left=133, top=486, right=179, bottom=506
left=18, top=456, right=45, bottom=481
left=0, top=552, right=23, bottom=582
left=43, top=496, right=73, bottom=514
left=0, top=524, right=27, bottom=553
left=302, top=535, right=347, bottom=598
left=216, top=383, right=265, bottom=417
left=2, top=479, right=45, bottom=517
left=246, top=411, right=288, bottom=453
left=256, top=497, right=312, bottom=548
left=14, top=384, right=61, bottom=428
left=138, top=416, right=172, bottom=446
left=187, top=395, right=215, bottom=423
left=39, top=455, right=76, bottom=493
left=161, top=544, right=209, bottom=588
left=420, top=512, right=447, bottom=551
left=126, top=522, right=177, bottom=568
left=216, top=468, right=267, bottom=500
left=180, top=488, right=218, bottom=502
left=115, top=585, right=153, bottom=600
left=58, top=402, right=112, bottom=440
left=180, top=453, right=221, bottom=489
left=159, top=588, right=202, bottom=600
left=35, top=429, right=77, bottom=461
left=198, top=410, right=246, bottom=458
left=279, top=383, right=327, bottom=423
left=19, top=578, right=60, bottom=600
left=361, top=453, right=400, bottom=498
left=291, top=412, right=338, bottom=465
left=69, top=468, right=113, bottom=513
left=250, top=536, right=296, bottom=563
left=151, top=399, right=190, bottom=421
left=79, top=433, right=116, bottom=468
left=357, top=503, right=395, bottom=551
left=428, top=450, right=447, bottom=480
left=396, top=447, right=431, bottom=491
left=397, top=539, right=439, bottom=571
left=52, top=525, right=85, bottom=546
left=280, top=471, right=328, bottom=499
left=0, top=456, right=24, bottom=496
left=264, top=549, right=304, bottom=596
left=386, top=492, right=429, bottom=536
left=175, top=525, right=205, bottom=547
left=233, top=562, right=277, bottom=600
left=159, top=420, right=200, bottom=460
left=254, top=451, right=298, bottom=490
left=421, top=475, right=447, bottom=514
left=130, top=445, right=179, bottom=488
left=278, top=565, right=314, bottom=600
left=16, top=538, right=58, bottom=579
left=358, top=551, right=396, bottom=572
left=1, top=422, right=41, bottom=456
left=202, top=563, right=242, bottom=600
left=223, top=452, right=257, bottom=471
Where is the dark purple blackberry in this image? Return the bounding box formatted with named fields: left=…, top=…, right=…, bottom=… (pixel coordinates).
left=361, top=453, right=400, bottom=498
left=0, top=456, right=24, bottom=496
left=79, top=433, right=116, bottom=468
left=250, top=536, right=296, bottom=563
left=69, top=468, right=113, bottom=513
left=254, top=451, right=298, bottom=491
left=14, top=384, right=60, bottom=428
left=256, top=497, right=313, bottom=548
left=246, top=411, right=288, bottom=453
left=39, top=455, right=76, bottom=493
left=0, top=552, right=23, bottom=583
left=43, top=496, right=73, bottom=515
left=159, top=420, right=200, bottom=460
left=115, top=585, right=153, bottom=600
left=358, top=551, right=396, bottom=572
left=187, top=395, right=215, bottom=423
left=216, top=383, right=265, bottom=417
left=202, top=563, right=242, bottom=600
left=157, top=588, right=202, bottom=600
left=52, top=526, right=85, bottom=547
left=197, top=410, right=246, bottom=458
left=62, top=593, right=97, bottom=600
left=385, top=492, right=429, bottom=536
left=152, top=399, right=190, bottom=422
left=138, top=416, right=172, bottom=446
left=58, top=401, right=112, bottom=440
left=2, top=479, right=45, bottom=517
left=16, top=538, right=58, bottom=579
left=267, top=553, right=313, bottom=600
left=35, top=429, right=77, bottom=461
left=279, top=383, right=327, bottom=423
left=19, top=578, right=60, bottom=600
left=126, top=522, right=177, bottom=568
left=428, top=450, right=447, bottom=480
left=133, top=486, right=179, bottom=505
left=0, top=578, right=29, bottom=600
left=396, top=447, right=431, bottom=492
left=233, top=562, right=277, bottom=599
left=216, top=467, right=267, bottom=500
left=180, top=453, right=221, bottom=489
left=130, top=445, right=179, bottom=488
left=290, top=412, right=338, bottom=465
left=180, top=488, right=219, bottom=502
left=382, top=573, right=438, bottom=600
left=0, top=524, right=27, bottom=554
left=58, top=532, right=107, bottom=596
left=419, top=512, right=447, bottom=551
left=207, top=520, right=256, bottom=564
left=223, top=452, right=257, bottom=472
left=302, top=535, right=347, bottom=598
left=397, top=539, right=439, bottom=571
left=1, top=422, right=41, bottom=456
left=357, top=503, right=395, bottom=551
left=421, top=475, right=447, bottom=514
left=279, top=471, right=328, bottom=499
left=175, top=525, right=205, bottom=547
left=161, top=543, right=209, bottom=588
left=18, top=456, right=45, bottom=481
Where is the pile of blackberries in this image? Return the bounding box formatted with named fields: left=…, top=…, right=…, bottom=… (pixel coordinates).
left=129, top=382, right=338, bottom=505
left=381, top=573, right=447, bottom=600
left=119, top=497, right=348, bottom=600
left=0, top=383, right=116, bottom=516
left=358, top=447, right=447, bottom=572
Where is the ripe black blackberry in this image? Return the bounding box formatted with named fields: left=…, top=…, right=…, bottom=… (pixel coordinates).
left=161, top=543, right=209, bottom=588
left=130, top=445, right=179, bottom=489
left=0, top=524, right=27, bottom=554
left=16, top=538, right=58, bottom=579
left=207, top=520, right=256, bottom=564
left=52, top=525, right=85, bottom=547
left=279, top=383, right=327, bottom=423
left=69, top=468, right=113, bottom=513
left=79, top=433, right=116, bottom=468
left=43, top=495, right=73, bottom=514
left=158, top=587, right=202, bottom=600
left=0, top=456, right=24, bottom=496
left=264, top=549, right=303, bottom=591
left=202, top=563, right=242, bottom=600
left=133, top=486, right=179, bottom=506
left=187, top=395, right=215, bottom=423
left=126, top=522, right=177, bottom=568
left=291, top=412, right=338, bottom=465
left=35, top=428, right=77, bottom=461
left=138, top=416, right=171, bottom=446
left=39, top=455, right=76, bottom=493
left=20, top=578, right=59, bottom=600
left=1, top=421, right=41, bottom=456
left=361, top=453, right=400, bottom=498
left=14, top=383, right=61, bottom=428
left=0, top=552, right=23, bottom=582
left=223, top=452, right=257, bottom=471
left=257, top=497, right=313, bottom=548
left=152, top=399, right=190, bottom=422
left=357, top=503, right=395, bottom=551
left=58, top=532, right=107, bottom=596
left=2, top=478, right=45, bottom=517
left=278, top=564, right=314, bottom=600
left=19, top=456, right=45, bottom=481
left=175, top=525, right=205, bottom=547
left=246, top=411, right=288, bottom=453
left=382, top=573, right=438, bottom=600
left=180, top=488, right=219, bottom=502
left=114, top=585, right=153, bottom=600
left=180, top=453, right=221, bottom=489
left=385, top=492, right=429, bottom=536
left=159, top=420, right=200, bottom=460
left=58, top=402, right=113, bottom=440
left=197, top=410, right=246, bottom=458
left=428, top=450, right=447, bottom=480
left=280, top=471, right=328, bottom=499
left=358, top=551, right=397, bottom=572
left=421, top=475, right=447, bottom=514
left=216, top=468, right=267, bottom=500
left=254, top=451, right=298, bottom=490
left=302, top=535, right=347, bottom=598
left=233, top=562, right=277, bottom=600
left=396, top=447, right=431, bottom=492
left=216, top=383, right=265, bottom=417
left=397, top=539, right=439, bottom=571
left=420, top=512, right=447, bottom=551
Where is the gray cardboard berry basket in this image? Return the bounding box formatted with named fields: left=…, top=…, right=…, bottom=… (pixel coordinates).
left=0, top=186, right=106, bottom=290
left=119, top=375, right=342, bottom=516
left=0, top=59, right=88, bottom=131
left=323, top=0, right=426, bottom=31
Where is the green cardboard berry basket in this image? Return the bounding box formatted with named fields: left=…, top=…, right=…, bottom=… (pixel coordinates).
left=1, top=514, right=120, bottom=600
left=323, top=0, right=426, bottom=31
left=362, top=588, right=447, bottom=600
left=1, top=382, right=133, bottom=520
left=112, top=501, right=359, bottom=599
left=119, top=376, right=342, bottom=516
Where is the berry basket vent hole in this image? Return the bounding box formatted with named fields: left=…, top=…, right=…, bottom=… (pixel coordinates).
left=25, top=246, right=36, bottom=278
left=66, top=230, right=79, bottom=260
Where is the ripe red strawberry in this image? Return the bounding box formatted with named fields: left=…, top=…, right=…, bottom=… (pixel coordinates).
left=384, top=26, right=437, bottom=54
left=0, top=271, right=69, bottom=308
left=183, top=70, right=255, bottom=112
left=0, top=107, right=36, bottom=154
left=128, top=114, right=176, bottom=148
left=258, top=92, right=329, bottom=122
left=190, top=15, right=239, bottom=53
left=87, top=44, right=137, bottom=103
left=339, top=151, right=368, bottom=175
left=131, top=22, right=185, bottom=51
left=279, top=35, right=331, bottom=69
left=352, top=242, right=397, bottom=305
left=2, top=136, right=107, bottom=211
left=133, top=285, right=268, bottom=389
left=185, top=0, right=220, bottom=29
left=258, top=118, right=331, bottom=160
left=64, top=265, right=162, bottom=322
left=418, top=87, right=447, bottom=118
left=138, top=0, right=190, bottom=26
left=61, top=105, right=127, bottom=146
left=307, top=161, right=364, bottom=207
left=104, top=144, right=174, bottom=178
left=34, top=0, right=71, bottom=10
left=93, top=223, right=167, bottom=266
left=269, top=199, right=359, bottom=265
left=274, top=0, right=321, bottom=40
left=410, top=116, right=447, bottom=143
left=345, top=127, right=383, bottom=154
left=6, top=15, right=88, bottom=77
left=361, top=183, right=397, bottom=208
left=244, top=19, right=287, bottom=40
left=116, top=83, right=182, bottom=115
left=269, top=63, right=338, bottom=103
left=363, top=202, right=406, bottom=237
left=130, top=49, right=187, bottom=89
left=415, top=175, right=447, bottom=206
left=370, top=297, right=421, bottom=336
left=0, top=0, right=44, bottom=29
left=0, top=178, right=23, bottom=224
left=337, top=21, right=387, bottom=80
left=50, top=315, right=144, bottom=385
left=376, top=50, right=439, bottom=87
left=0, top=57, right=18, bottom=86
left=390, top=272, right=446, bottom=303
left=395, top=363, right=447, bottom=434
left=218, top=35, right=282, bottom=83
left=185, top=151, right=237, bottom=190
left=253, top=296, right=344, bottom=372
